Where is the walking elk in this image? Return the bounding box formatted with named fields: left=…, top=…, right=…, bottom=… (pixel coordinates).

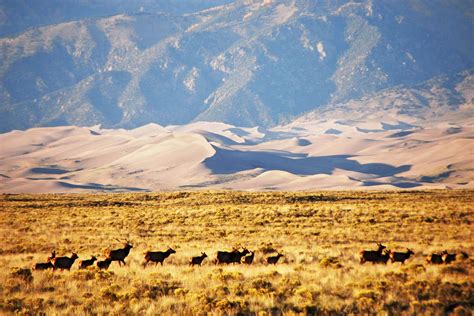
left=360, top=243, right=386, bottom=264
left=97, top=258, right=112, bottom=270
left=216, top=248, right=250, bottom=264
left=266, top=252, right=283, bottom=265
left=106, top=240, right=133, bottom=266
left=190, top=252, right=207, bottom=266
left=51, top=253, right=79, bottom=270
left=143, top=247, right=176, bottom=267
left=390, top=248, right=415, bottom=264
left=79, top=256, right=97, bottom=269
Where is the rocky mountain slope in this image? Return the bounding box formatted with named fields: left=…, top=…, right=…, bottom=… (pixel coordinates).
left=296, top=70, right=474, bottom=124
left=1, top=0, right=473, bottom=132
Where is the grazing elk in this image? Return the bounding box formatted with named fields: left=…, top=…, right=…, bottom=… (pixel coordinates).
left=190, top=252, right=208, bottom=266
left=216, top=248, right=250, bottom=264
left=242, top=251, right=255, bottom=265
left=34, top=250, right=56, bottom=270
left=426, top=251, right=447, bottom=264
left=51, top=253, right=79, bottom=271
left=106, top=240, right=133, bottom=266
left=360, top=243, right=386, bottom=264
left=442, top=251, right=457, bottom=264
left=143, top=247, right=176, bottom=267
left=79, top=256, right=97, bottom=269
left=266, top=253, right=283, bottom=265
left=390, top=248, right=415, bottom=264
left=97, top=258, right=112, bottom=270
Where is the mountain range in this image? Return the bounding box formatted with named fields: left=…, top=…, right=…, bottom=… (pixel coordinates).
left=1, top=0, right=473, bottom=132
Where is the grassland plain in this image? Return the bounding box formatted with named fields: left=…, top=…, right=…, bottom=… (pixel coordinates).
left=0, top=190, right=473, bottom=315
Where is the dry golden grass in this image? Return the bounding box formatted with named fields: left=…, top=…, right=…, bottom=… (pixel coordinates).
left=0, top=190, right=473, bottom=315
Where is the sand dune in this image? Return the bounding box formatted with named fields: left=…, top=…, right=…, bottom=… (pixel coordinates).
left=0, top=119, right=473, bottom=192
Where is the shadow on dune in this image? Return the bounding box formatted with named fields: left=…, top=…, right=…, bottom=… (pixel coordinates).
left=386, top=131, right=415, bottom=138
left=58, top=181, right=147, bottom=192
left=30, top=167, right=68, bottom=174
left=203, top=146, right=411, bottom=177
left=361, top=181, right=421, bottom=188
left=226, top=127, right=299, bottom=143
left=198, top=131, right=240, bottom=146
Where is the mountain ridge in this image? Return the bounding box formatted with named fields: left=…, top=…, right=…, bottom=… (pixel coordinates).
left=0, top=0, right=473, bottom=132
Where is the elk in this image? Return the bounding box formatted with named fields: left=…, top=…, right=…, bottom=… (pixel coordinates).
left=216, top=248, right=250, bottom=264
left=190, top=252, right=208, bottom=266
left=97, top=258, right=112, bottom=270
left=266, top=252, right=283, bottom=265
left=143, top=247, right=176, bottom=267
left=360, top=243, right=386, bottom=264
left=442, top=251, right=456, bottom=264
left=390, top=248, right=415, bottom=264
left=242, top=251, right=255, bottom=264
left=106, top=240, right=133, bottom=266
left=79, top=256, right=97, bottom=269
left=34, top=250, right=56, bottom=270
left=34, top=261, right=54, bottom=270
left=426, top=251, right=446, bottom=264
left=51, top=253, right=79, bottom=271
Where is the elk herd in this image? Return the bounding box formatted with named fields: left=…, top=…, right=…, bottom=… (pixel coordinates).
left=33, top=241, right=285, bottom=271
left=359, top=243, right=467, bottom=265
left=33, top=240, right=467, bottom=272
